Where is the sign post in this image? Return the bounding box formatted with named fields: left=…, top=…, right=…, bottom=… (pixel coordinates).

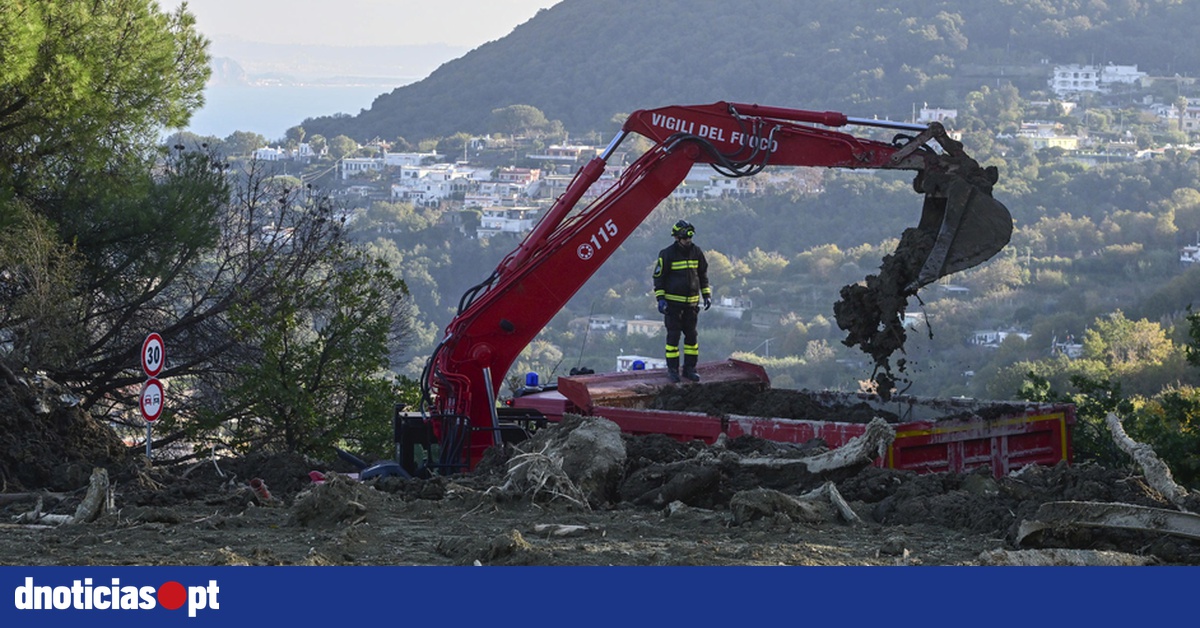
left=140, top=333, right=165, bottom=459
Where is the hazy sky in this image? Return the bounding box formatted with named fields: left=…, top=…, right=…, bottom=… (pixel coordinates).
left=160, top=0, right=563, bottom=47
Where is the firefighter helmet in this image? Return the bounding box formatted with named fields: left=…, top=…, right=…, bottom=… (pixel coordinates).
left=671, top=220, right=695, bottom=239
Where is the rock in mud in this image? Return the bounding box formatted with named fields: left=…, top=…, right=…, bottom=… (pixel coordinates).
left=833, top=227, right=933, bottom=400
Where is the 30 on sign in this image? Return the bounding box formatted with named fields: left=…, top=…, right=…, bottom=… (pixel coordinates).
left=141, top=333, right=165, bottom=377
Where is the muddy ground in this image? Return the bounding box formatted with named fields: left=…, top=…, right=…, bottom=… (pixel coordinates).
left=2, top=447, right=1196, bottom=567
left=3, top=374, right=1200, bottom=567
left=3, top=432, right=1199, bottom=567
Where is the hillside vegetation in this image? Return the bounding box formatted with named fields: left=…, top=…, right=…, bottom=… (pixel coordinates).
left=302, top=0, right=1200, bottom=144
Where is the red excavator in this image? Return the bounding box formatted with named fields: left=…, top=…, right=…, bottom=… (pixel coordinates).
left=401, top=101, right=1014, bottom=477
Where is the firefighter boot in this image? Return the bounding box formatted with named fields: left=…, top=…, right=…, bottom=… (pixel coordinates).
left=682, top=355, right=700, bottom=382
left=666, top=355, right=681, bottom=383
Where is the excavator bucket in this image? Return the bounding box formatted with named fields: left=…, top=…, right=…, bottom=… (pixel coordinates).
left=833, top=167, right=1012, bottom=400
left=910, top=171, right=1013, bottom=290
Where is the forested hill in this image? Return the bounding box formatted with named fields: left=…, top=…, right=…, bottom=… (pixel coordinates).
left=301, top=0, right=1200, bottom=144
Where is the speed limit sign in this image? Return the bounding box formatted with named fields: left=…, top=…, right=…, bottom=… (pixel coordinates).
left=139, top=378, right=164, bottom=423
left=141, top=333, right=165, bottom=378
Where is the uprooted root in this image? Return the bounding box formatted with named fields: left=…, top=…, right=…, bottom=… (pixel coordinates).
left=491, top=445, right=591, bottom=509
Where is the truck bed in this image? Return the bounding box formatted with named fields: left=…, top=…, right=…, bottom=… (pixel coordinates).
left=510, top=360, right=1075, bottom=477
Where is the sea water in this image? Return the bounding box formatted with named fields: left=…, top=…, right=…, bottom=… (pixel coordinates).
left=180, top=83, right=406, bottom=141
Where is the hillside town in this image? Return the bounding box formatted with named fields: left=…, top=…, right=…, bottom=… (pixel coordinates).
left=247, top=62, right=1200, bottom=235
left=222, top=61, right=1200, bottom=367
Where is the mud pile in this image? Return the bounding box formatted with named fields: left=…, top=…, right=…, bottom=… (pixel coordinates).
left=649, top=381, right=887, bottom=423
left=833, top=227, right=933, bottom=399
left=0, top=373, right=128, bottom=491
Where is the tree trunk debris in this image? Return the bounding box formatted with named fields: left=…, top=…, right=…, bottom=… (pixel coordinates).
left=733, top=417, right=895, bottom=473
left=532, top=523, right=600, bottom=537
left=1017, top=500, right=1200, bottom=546
left=729, top=482, right=860, bottom=526
left=1105, top=412, right=1190, bottom=508
left=1012, top=414, right=1199, bottom=554
left=11, top=467, right=110, bottom=525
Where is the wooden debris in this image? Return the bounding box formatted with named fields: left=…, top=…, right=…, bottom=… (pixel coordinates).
left=623, top=419, right=892, bottom=508
left=72, top=467, right=110, bottom=523
left=0, top=522, right=55, bottom=530
left=532, top=523, right=597, bottom=537
left=1105, top=413, right=1190, bottom=509
left=730, top=482, right=861, bottom=526
left=734, top=417, right=895, bottom=473
left=800, top=481, right=861, bottom=523
left=1017, top=500, right=1200, bottom=546
left=502, top=415, right=625, bottom=508
left=13, top=497, right=51, bottom=524
left=498, top=446, right=591, bottom=509
left=802, top=418, right=895, bottom=473
left=11, top=468, right=110, bottom=526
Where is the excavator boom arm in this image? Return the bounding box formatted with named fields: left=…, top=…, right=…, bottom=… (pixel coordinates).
left=623, top=102, right=930, bottom=171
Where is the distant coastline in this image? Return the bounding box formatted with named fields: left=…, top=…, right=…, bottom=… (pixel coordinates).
left=177, top=41, right=465, bottom=141
left=181, top=82, right=410, bottom=141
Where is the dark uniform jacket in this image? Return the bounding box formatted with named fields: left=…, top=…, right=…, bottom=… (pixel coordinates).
left=653, top=242, right=711, bottom=305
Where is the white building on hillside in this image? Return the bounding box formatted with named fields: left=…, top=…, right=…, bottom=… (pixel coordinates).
left=389, top=163, right=473, bottom=204
left=1100, top=64, right=1147, bottom=86
left=253, top=147, right=288, bottom=161
left=970, top=329, right=1031, bottom=348
left=626, top=317, right=663, bottom=337
left=341, top=157, right=382, bottom=179
left=918, top=106, right=958, bottom=125
left=526, top=145, right=597, bottom=163
left=711, top=296, right=752, bottom=320
left=1050, top=63, right=1146, bottom=97
left=383, top=151, right=438, bottom=168
left=478, top=207, right=540, bottom=239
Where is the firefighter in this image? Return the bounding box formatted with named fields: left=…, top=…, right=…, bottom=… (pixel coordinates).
left=653, top=220, right=711, bottom=383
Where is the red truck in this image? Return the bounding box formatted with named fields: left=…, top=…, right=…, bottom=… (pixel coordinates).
left=509, top=359, right=1075, bottom=478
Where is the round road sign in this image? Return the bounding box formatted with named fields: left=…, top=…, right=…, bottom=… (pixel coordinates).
left=141, top=333, right=165, bottom=377
left=139, top=378, right=164, bottom=423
